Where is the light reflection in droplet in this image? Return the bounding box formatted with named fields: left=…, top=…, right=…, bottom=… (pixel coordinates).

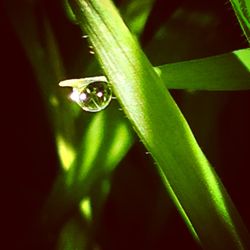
left=79, top=92, right=87, bottom=101
left=96, top=91, right=103, bottom=98
left=70, top=90, right=79, bottom=102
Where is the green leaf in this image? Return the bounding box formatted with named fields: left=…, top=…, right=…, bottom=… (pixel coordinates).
left=155, top=48, right=250, bottom=90
left=230, top=0, right=250, bottom=44
left=69, top=0, right=250, bottom=248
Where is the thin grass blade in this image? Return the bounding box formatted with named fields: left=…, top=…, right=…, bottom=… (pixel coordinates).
left=230, top=0, right=250, bottom=44
left=155, top=48, right=250, bottom=90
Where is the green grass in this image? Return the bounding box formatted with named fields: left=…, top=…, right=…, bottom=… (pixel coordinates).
left=5, top=0, right=250, bottom=249
left=230, top=0, right=250, bottom=44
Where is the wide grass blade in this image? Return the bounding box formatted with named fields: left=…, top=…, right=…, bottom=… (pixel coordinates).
left=68, top=0, right=250, bottom=248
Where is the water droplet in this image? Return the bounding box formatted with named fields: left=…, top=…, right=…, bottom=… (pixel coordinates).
left=59, top=76, right=112, bottom=112
left=77, top=80, right=112, bottom=112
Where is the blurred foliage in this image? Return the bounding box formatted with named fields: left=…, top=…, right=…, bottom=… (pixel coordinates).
left=3, top=0, right=250, bottom=249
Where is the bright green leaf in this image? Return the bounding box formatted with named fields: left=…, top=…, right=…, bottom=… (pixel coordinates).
left=230, top=0, right=250, bottom=44
left=68, top=0, right=250, bottom=248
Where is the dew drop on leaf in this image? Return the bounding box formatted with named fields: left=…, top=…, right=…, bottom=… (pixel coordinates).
left=77, top=80, right=112, bottom=112
left=59, top=76, right=112, bottom=112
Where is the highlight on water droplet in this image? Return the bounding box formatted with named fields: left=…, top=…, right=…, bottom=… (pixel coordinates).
left=59, top=76, right=112, bottom=112
left=69, top=89, right=79, bottom=102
